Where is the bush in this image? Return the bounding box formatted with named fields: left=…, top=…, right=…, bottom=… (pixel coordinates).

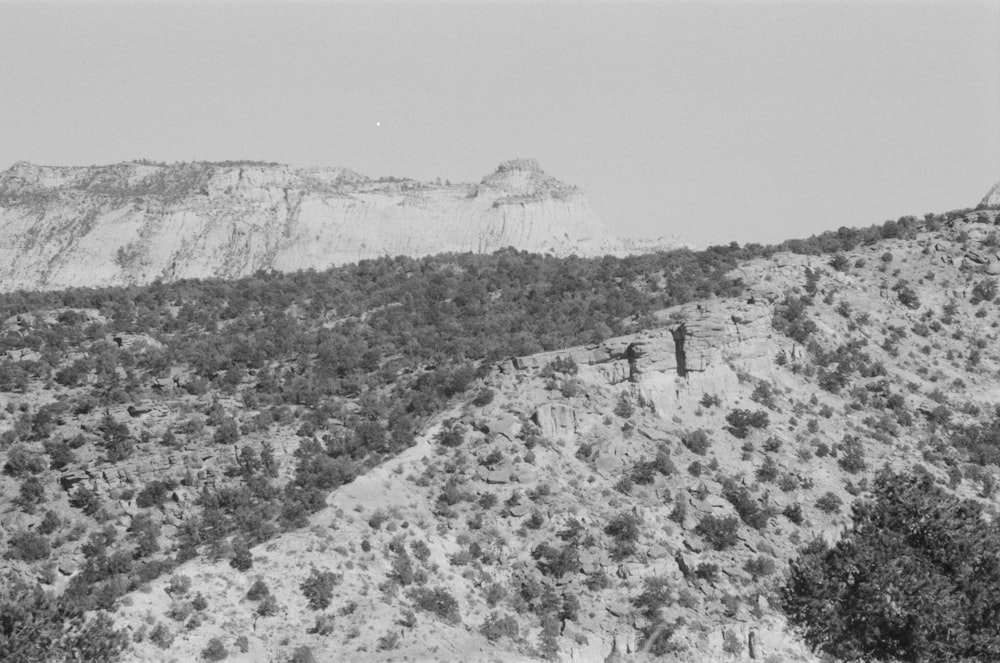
left=256, top=593, right=280, bottom=617
left=4, top=444, right=47, bottom=476
left=136, top=479, right=174, bottom=508
left=0, top=578, right=128, bottom=662
left=972, top=278, right=997, bottom=304
left=70, top=485, right=101, bottom=515
left=6, top=530, right=51, bottom=561
left=471, top=388, right=495, bottom=406
left=168, top=574, right=192, bottom=597
left=201, top=637, right=228, bottom=661
left=300, top=567, right=340, bottom=610
left=783, top=503, right=804, bottom=525
left=725, top=409, right=769, bottom=439
left=681, top=429, right=711, bottom=455
left=480, top=611, right=519, bottom=642
left=816, top=492, right=843, bottom=514
left=288, top=645, right=316, bottom=663
left=699, top=393, right=721, bottom=408
left=694, top=515, right=740, bottom=550
left=756, top=456, right=779, bottom=483
left=837, top=436, right=867, bottom=474
left=435, top=419, right=464, bottom=447
left=894, top=281, right=921, bottom=309
left=407, top=586, right=461, bottom=624
left=750, top=382, right=778, bottom=410
left=743, top=555, right=777, bottom=580
left=783, top=471, right=1000, bottom=662
left=613, top=392, right=634, bottom=418
left=150, top=622, right=175, bottom=649
left=723, top=482, right=775, bottom=530
left=605, top=511, right=642, bottom=559
left=229, top=537, right=253, bottom=571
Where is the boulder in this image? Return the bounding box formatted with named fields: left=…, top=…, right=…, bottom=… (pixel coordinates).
left=484, top=413, right=520, bottom=441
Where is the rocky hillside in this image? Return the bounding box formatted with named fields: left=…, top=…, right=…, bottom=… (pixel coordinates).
left=0, top=158, right=682, bottom=292
left=101, top=208, right=1000, bottom=663
left=6, top=202, right=1000, bottom=662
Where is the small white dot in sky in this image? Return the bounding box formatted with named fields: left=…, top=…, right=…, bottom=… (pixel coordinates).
left=376, top=121, right=381, bottom=127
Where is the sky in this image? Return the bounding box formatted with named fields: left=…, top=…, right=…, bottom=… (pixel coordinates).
left=0, top=1, right=998, bottom=248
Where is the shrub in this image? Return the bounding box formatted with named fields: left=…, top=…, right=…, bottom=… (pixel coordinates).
left=725, top=409, right=769, bottom=439
left=743, top=555, right=777, bottom=580
left=972, top=278, right=997, bottom=304
left=894, top=281, right=921, bottom=309
left=435, top=419, right=464, bottom=447
left=407, top=586, right=461, bottom=624
left=308, top=613, right=336, bottom=635
left=4, top=444, right=47, bottom=476
left=694, top=515, right=740, bottom=550
left=6, top=530, right=51, bottom=561
left=699, top=393, right=721, bottom=408
left=256, top=593, right=280, bottom=617
left=229, top=537, right=253, bottom=571
left=480, top=612, right=519, bottom=642
left=605, top=511, right=642, bottom=559
left=543, top=356, right=578, bottom=376
left=69, top=485, right=101, bottom=515
left=837, top=436, right=867, bottom=474
left=168, top=574, right=192, bottom=597
left=150, top=622, right=175, bottom=649
left=613, top=392, right=634, bottom=418
left=782, top=471, right=1000, bottom=662
left=816, top=492, right=843, bottom=514
left=783, top=503, right=804, bottom=525
left=750, top=382, right=778, bottom=410
left=723, top=482, right=775, bottom=530
left=756, top=456, right=779, bottom=483
left=288, top=645, right=316, bottom=663
left=829, top=253, right=849, bottom=272
left=300, top=567, right=340, bottom=610
left=201, top=637, right=228, bottom=661
left=471, top=388, right=495, bottom=406
left=681, top=429, right=711, bottom=455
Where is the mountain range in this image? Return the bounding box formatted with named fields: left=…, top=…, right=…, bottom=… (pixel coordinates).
left=0, top=158, right=683, bottom=292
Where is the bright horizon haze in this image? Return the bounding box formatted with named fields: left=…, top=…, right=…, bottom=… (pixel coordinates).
left=1, top=1, right=998, bottom=248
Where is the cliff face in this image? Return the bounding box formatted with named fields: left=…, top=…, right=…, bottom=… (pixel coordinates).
left=0, top=158, right=681, bottom=292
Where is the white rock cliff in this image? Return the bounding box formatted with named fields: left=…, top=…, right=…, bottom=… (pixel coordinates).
left=0, top=158, right=683, bottom=292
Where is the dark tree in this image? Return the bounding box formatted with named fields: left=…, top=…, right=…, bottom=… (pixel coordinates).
left=783, top=471, right=1000, bottom=662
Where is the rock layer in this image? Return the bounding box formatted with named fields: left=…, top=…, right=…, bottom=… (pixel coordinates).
left=0, top=158, right=683, bottom=292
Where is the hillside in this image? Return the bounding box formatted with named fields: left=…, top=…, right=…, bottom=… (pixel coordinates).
left=0, top=158, right=683, bottom=292
left=3, top=201, right=1000, bottom=662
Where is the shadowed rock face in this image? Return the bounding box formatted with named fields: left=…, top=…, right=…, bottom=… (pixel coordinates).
left=670, top=323, right=688, bottom=377
left=0, top=159, right=685, bottom=292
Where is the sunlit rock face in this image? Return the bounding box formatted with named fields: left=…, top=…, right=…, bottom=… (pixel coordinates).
left=0, top=158, right=684, bottom=292
left=982, top=179, right=1000, bottom=208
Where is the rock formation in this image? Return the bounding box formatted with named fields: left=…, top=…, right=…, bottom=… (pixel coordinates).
left=981, top=179, right=1000, bottom=208
left=0, top=158, right=684, bottom=292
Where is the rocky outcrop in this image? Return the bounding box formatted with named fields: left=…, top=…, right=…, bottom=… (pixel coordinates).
left=0, top=159, right=685, bottom=292
left=533, top=403, right=580, bottom=440
left=980, top=180, right=1000, bottom=208
left=512, top=297, right=784, bottom=416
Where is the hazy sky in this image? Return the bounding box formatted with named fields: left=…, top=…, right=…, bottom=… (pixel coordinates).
left=1, top=1, right=998, bottom=248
